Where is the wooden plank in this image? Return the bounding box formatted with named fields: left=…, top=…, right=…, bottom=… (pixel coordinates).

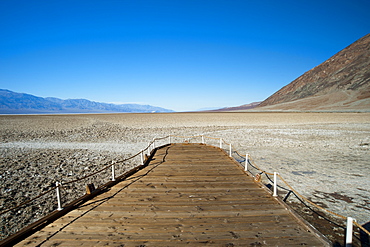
left=51, top=215, right=297, bottom=228
left=15, top=143, right=329, bottom=246
left=18, top=238, right=324, bottom=247
left=41, top=219, right=302, bottom=234
left=19, top=229, right=322, bottom=242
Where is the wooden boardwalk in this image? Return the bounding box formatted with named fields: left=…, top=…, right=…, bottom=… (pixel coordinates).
left=16, top=143, right=329, bottom=246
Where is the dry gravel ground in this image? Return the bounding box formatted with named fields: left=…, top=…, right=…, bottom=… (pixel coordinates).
left=0, top=112, right=369, bottom=244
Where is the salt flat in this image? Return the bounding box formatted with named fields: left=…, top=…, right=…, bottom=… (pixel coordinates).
left=0, top=112, right=369, bottom=241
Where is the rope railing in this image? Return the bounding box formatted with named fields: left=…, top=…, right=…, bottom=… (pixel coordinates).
left=277, top=174, right=347, bottom=220
left=0, top=137, right=171, bottom=240
left=169, top=134, right=370, bottom=245
left=0, top=187, right=56, bottom=216
left=1, top=136, right=169, bottom=215
left=1, top=134, right=368, bottom=246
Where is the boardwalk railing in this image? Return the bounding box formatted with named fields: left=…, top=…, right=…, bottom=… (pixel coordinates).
left=0, top=135, right=369, bottom=246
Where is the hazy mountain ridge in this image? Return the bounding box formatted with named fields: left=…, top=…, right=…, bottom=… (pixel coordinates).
left=257, top=34, right=370, bottom=111
left=208, top=102, right=261, bottom=112
left=0, top=89, right=173, bottom=114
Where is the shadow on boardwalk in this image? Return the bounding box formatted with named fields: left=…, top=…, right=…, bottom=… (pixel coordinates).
left=15, top=143, right=330, bottom=246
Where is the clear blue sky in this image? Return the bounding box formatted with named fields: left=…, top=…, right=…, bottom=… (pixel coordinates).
left=1, top=0, right=369, bottom=111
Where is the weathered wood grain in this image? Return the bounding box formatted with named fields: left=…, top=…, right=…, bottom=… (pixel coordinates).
left=16, top=143, right=329, bottom=246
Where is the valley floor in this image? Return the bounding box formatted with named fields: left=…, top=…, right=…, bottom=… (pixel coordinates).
left=0, top=112, right=369, bottom=243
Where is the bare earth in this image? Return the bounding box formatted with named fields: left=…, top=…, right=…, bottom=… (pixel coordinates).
left=0, top=112, right=369, bottom=243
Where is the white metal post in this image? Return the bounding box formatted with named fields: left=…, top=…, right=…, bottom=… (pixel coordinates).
left=153, top=139, right=156, bottom=149
left=245, top=154, right=249, bottom=171
left=111, top=164, right=115, bottom=181
left=346, top=217, right=355, bottom=246
left=56, top=182, right=62, bottom=211
left=220, top=138, right=222, bottom=149
left=168, top=135, right=171, bottom=144
left=229, top=143, right=232, bottom=157
left=201, top=135, right=204, bottom=144
left=140, top=150, right=144, bottom=165
left=273, top=172, right=278, bottom=197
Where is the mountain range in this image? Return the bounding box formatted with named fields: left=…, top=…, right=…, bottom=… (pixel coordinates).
left=208, top=102, right=261, bottom=112
left=0, top=89, right=173, bottom=114
left=2, top=34, right=369, bottom=114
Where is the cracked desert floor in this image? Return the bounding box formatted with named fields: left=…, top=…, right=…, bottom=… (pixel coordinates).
left=1, top=112, right=369, bottom=240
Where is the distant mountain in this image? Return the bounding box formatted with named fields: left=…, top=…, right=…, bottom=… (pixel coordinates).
left=257, top=33, right=370, bottom=112
left=0, top=89, right=173, bottom=114
left=207, top=102, right=261, bottom=112
left=196, top=107, right=224, bottom=111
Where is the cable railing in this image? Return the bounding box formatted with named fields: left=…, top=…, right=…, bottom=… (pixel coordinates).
left=1, top=134, right=369, bottom=246
left=172, top=134, right=370, bottom=246
left=0, top=138, right=162, bottom=241
left=214, top=135, right=369, bottom=246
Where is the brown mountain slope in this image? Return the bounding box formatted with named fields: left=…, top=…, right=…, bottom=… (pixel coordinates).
left=258, top=33, right=370, bottom=111
left=209, top=102, right=261, bottom=112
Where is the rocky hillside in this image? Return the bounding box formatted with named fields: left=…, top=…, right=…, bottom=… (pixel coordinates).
left=210, top=102, right=261, bottom=112
left=258, top=34, right=370, bottom=111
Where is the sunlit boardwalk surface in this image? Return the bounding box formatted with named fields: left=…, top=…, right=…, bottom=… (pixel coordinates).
left=17, top=143, right=329, bottom=246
